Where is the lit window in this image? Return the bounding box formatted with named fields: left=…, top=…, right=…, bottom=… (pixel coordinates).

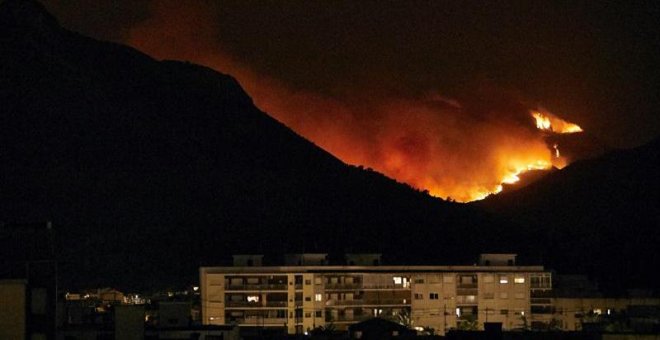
left=247, top=295, right=259, bottom=302
left=393, top=277, right=403, bottom=284
left=499, top=276, right=509, bottom=284
left=455, top=308, right=461, bottom=317
left=315, top=294, right=322, bottom=302
left=593, top=309, right=602, bottom=315
left=514, top=277, right=525, bottom=284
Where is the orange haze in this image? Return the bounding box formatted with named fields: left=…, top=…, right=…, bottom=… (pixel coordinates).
left=127, top=1, right=582, bottom=202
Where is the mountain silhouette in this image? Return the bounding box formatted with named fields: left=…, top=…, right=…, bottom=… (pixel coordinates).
left=1, top=0, right=515, bottom=289
left=478, top=137, right=660, bottom=293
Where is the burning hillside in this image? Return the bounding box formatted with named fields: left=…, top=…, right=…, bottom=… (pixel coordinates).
left=125, top=1, right=584, bottom=202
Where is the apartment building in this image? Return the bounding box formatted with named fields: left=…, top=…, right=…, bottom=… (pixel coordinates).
left=200, top=253, right=553, bottom=335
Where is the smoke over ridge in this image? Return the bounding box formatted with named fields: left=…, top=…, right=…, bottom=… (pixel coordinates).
left=126, top=1, right=577, bottom=201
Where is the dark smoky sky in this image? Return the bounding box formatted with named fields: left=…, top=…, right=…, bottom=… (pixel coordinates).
left=43, top=0, right=660, bottom=148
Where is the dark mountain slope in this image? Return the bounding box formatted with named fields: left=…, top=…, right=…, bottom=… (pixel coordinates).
left=478, top=137, right=660, bottom=292
left=0, top=0, right=513, bottom=289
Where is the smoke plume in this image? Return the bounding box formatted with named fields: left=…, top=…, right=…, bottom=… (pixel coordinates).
left=127, top=1, right=575, bottom=202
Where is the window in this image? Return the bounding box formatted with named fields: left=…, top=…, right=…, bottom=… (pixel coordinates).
left=500, top=292, right=508, bottom=299
left=515, top=292, right=525, bottom=299
left=429, top=293, right=439, bottom=300
left=500, top=309, right=508, bottom=315
left=593, top=309, right=602, bottom=315
left=305, top=312, right=312, bottom=318
left=315, top=311, right=322, bottom=318
left=414, top=293, right=423, bottom=300
left=247, top=295, right=260, bottom=302
left=305, top=279, right=312, bottom=285
left=483, top=292, right=494, bottom=299
left=315, top=277, right=322, bottom=285
left=499, top=276, right=509, bottom=284
left=305, top=297, right=311, bottom=301
left=443, top=275, right=454, bottom=283
left=514, top=277, right=525, bottom=284
left=315, top=294, right=322, bottom=302
left=393, top=277, right=403, bottom=284
left=484, top=275, right=494, bottom=283
left=414, top=278, right=424, bottom=284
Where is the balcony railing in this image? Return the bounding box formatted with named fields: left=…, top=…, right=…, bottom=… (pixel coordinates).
left=362, top=284, right=408, bottom=290
left=225, top=301, right=288, bottom=308
left=226, top=284, right=288, bottom=291
left=457, top=283, right=478, bottom=289
left=328, top=299, right=408, bottom=306
left=225, top=301, right=263, bottom=308
left=227, top=317, right=287, bottom=325
left=324, top=283, right=362, bottom=290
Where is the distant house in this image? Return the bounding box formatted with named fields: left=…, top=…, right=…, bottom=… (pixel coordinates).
left=348, top=318, right=415, bottom=339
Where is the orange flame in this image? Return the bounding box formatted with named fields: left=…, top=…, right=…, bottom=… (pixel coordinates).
left=532, top=110, right=583, bottom=133
left=124, top=1, right=585, bottom=203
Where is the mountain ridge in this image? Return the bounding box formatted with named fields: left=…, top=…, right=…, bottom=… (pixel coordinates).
left=1, top=0, right=515, bottom=290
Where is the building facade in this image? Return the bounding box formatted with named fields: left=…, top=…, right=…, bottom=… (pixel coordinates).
left=200, top=254, right=553, bottom=335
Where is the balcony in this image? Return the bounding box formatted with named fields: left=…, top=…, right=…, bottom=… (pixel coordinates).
left=227, top=317, right=287, bottom=326
left=225, top=300, right=288, bottom=308
left=457, top=283, right=478, bottom=289
left=327, top=299, right=408, bottom=306
left=324, top=283, right=362, bottom=290
left=226, top=284, right=288, bottom=291
left=362, top=284, right=408, bottom=290
left=225, top=301, right=263, bottom=308
left=457, top=288, right=478, bottom=296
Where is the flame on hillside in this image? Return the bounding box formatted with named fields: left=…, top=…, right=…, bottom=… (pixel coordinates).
left=125, top=1, right=584, bottom=202
left=532, top=110, right=583, bottom=133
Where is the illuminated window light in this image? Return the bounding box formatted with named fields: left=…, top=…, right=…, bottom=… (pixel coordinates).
left=514, top=277, right=525, bottom=284
left=499, top=276, right=509, bottom=284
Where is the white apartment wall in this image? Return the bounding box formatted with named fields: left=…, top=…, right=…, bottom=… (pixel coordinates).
left=200, top=266, right=549, bottom=335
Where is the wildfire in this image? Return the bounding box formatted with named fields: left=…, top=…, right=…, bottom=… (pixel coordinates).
left=125, top=2, right=586, bottom=203
left=532, top=110, right=583, bottom=133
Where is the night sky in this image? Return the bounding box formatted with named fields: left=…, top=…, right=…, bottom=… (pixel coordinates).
left=43, top=0, right=660, bottom=149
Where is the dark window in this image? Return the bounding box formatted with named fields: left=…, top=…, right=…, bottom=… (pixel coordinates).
left=315, top=311, right=322, bottom=317
left=247, top=259, right=253, bottom=266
